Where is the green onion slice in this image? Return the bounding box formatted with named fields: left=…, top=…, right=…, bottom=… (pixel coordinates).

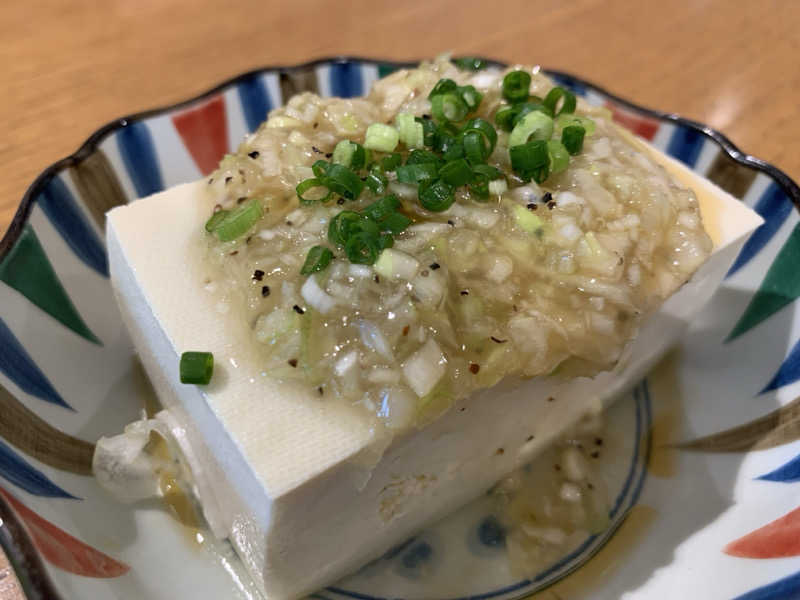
left=296, top=178, right=332, bottom=204
left=362, top=195, right=401, bottom=222
left=470, top=164, right=503, bottom=200
left=364, top=123, right=400, bottom=152
left=214, top=199, right=263, bottom=242
left=328, top=210, right=364, bottom=246
left=204, top=209, right=229, bottom=232
left=396, top=162, right=439, bottom=184
left=379, top=211, right=412, bottom=234
left=510, top=140, right=551, bottom=184
left=428, top=78, right=458, bottom=100
left=543, top=86, right=577, bottom=116
left=462, top=117, right=498, bottom=153
left=502, top=70, right=531, bottom=103
left=345, top=232, right=381, bottom=264
left=462, top=131, right=489, bottom=164
left=300, top=245, right=334, bottom=275
left=378, top=233, right=395, bottom=250
left=380, top=152, right=403, bottom=171
left=562, top=125, right=586, bottom=155
left=457, top=85, right=483, bottom=111
left=439, top=158, right=474, bottom=187
left=310, top=161, right=364, bottom=200
left=509, top=111, right=555, bottom=147
left=418, top=179, right=455, bottom=212
left=513, top=102, right=554, bottom=124
left=556, top=114, right=596, bottom=136
left=406, top=149, right=443, bottom=165
left=365, top=168, right=388, bottom=194
left=431, top=93, right=468, bottom=123
left=547, top=140, right=570, bottom=173
left=453, top=57, right=487, bottom=71
left=417, top=117, right=438, bottom=148
left=180, top=351, right=214, bottom=385
left=396, top=112, right=424, bottom=149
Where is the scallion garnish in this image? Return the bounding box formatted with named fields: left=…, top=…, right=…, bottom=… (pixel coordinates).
left=510, top=140, right=551, bottom=184
left=300, top=245, right=334, bottom=275
left=328, top=211, right=377, bottom=247
left=381, top=152, right=403, bottom=171
left=502, top=70, right=531, bottom=103
left=462, top=118, right=498, bottom=153
left=428, top=78, right=458, bottom=99
left=453, top=57, right=487, bottom=71
left=406, top=148, right=443, bottom=166
left=543, top=86, right=577, bottom=116
left=296, top=178, right=332, bottom=204
left=556, top=114, right=596, bottom=136
left=562, top=125, right=586, bottom=155
left=396, top=162, right=439, bottom=184
left=365, top=166, right=388, bottom=194
left=462, top=131, right=488, bottom=164
left=364, top=123, right=400, bottom=152
left=396, top=112, right=425, bottom=149
left=332, top=140, right=368, bottom=169
left=345, top=231, right=380, bottom=264
left=379, top=211, right=412, bottom=234
left=180, top=351, right=214, bottom=385
left=509, top=111, right=554, bottom=147
left=213, top=199, right=263, bottom=242
left=204, top=209, right=229, bottom=232
left=431, top=93, right=468, bottom=123
left=547, top=140, right=570, bottom=173
left=311, top=160, right=364, bottom=200
left=418, top=179, right=455, bottom=212
left=439, top=158, right=474, bottom=187
left=457, top=85, right=483, bottom=111
left=362, top=195, right=401, bottom=223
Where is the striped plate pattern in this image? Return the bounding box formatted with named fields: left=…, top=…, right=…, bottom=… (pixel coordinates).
left=0, top=58, right=799, bottom=600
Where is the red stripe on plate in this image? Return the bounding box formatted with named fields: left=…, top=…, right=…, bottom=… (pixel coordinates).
left=604, top=101, right=659, bottom=140
left=172, top=95, right=229, bottom=175
left=725, top=505, right=800, bottom=559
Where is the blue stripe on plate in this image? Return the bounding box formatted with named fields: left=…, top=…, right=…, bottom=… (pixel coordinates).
left=0, top=317, right=72, bottom=411
left=116, top=121, right=164, bottom=197
left=757, top=452, right=800, bottom=483
left=760, top=337, right=800, bottom=393
left=0, top=439, right=78, bottom=499
left=665, top=126, right=704, bottom=167
left=732, top=569, right=800, bottom=600
left=547, top=73, right=589, bottom=98
left=37, top=176, right=108, bottom=277
left=728, top=183, right=793, bottom=277
left=329, top=62, right=364, bottom=98
left=237, top=75, right=273, bottom=133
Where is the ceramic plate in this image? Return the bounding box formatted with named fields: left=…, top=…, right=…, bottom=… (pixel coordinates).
left=1, top=57, right=799, bottom=600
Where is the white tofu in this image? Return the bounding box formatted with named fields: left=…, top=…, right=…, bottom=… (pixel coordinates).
left=104, top=142, right=762, bottom=599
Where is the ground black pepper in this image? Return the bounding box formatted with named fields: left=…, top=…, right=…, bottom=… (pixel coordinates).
left=248, top=151, right=260, bottom=159
left=261, top=285, right=270, bottom=297
left=293, top=305, right=305, bottom=314
left=252, top=269, right=265, bottom=281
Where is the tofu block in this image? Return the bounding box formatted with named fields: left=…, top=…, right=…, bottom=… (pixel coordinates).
left=105, top=142, right=762, bottom=599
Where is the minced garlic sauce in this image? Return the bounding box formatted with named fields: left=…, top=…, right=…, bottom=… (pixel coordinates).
left=202, top=56, right=711, bottom=430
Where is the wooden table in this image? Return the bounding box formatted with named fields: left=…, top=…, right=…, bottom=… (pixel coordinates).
left=0, top=1, right=798, bottom=596
left=1, top=1, right=799, bottom=233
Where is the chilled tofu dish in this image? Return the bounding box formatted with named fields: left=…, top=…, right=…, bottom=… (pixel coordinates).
left=96, top=56, right=762, bottom=599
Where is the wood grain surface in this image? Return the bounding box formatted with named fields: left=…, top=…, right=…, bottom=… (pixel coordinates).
left=1, top=1, right=799, bottom=233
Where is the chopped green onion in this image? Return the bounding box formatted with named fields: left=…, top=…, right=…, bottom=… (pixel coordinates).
left=441, top=138, right=465, bottom=161
left=214, top=199, right=263, bottom=242
left=396, top=162, right=439, bottom=184
left=378, top=233, right=394, bottom=250
left=396, top=113, right=424, bottom=149
left=204, top=209, right=229, bottom=232
left=380, top=152, right=403, bottom=171
left=362, top=195, right=400, bottom=222
left=510, top=140, right=551, bottom=184
left=418, top=179, right=455, bottom=212
left=562, top=125, right=586, bottom=155
left=180, top=351, right=214, bottom=385
left=512, top=204, right=544, bottom=234
left=462, top=131, right=489, bottom=164
left=296, top=178, right=332, bottom=204
left=502, top=70, right=531, bottom=103
left=300, top=246, right=334, bottom=275
left=457, top=85, right=483, bottom=111
left=406, top=149, right=442, bottom=165
left=380, top=211, right=412, bottom=234
left=494, top=106, right=518, bottom=132
left=417, top=117, right=438, bottom=147
left=513, top=102, right=554, bottom=124
left=428, top=78, right=458, bottom=99
left=332, top=140, right=368, bottom=170
left=345, top=232, right=380, bottom=264
left=472, top=164, right=503, bottom=180
left=365, top=167, right=387, bottom=194
left=509, top=111, right=554, bottom=147
left=439, top=158, right=473, bottom=187
left=431, top=93, right=468, bottom=123
left=556, top=114, right=596, bottom=136
left=328, top=210, right=378, bottom=246
left=453, top=57, right=487, bottom=71
left=326, top=164, right=365, bottom=199
left=470, top=164, right=502, bottom=200
left=547, top=140, right=570, bottom=173
left=462, top=118, right=498, bottom=153
left=543, top=87, right=577, bottom=116
left=364, top=123, right=400, bottom=152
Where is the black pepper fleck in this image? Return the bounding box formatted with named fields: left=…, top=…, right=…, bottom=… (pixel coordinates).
left=547, top=201, right=556, bottom=210
left=325, top=152, right=333, bottom=158
left=547, top=396, right=555, bottom=402
left=317, top=386, right=324, bottom=396
left=430, top=262, right=440, bottom=270
left=587, top=482, right=595, bottom=490
left=225, top=176, right=232, bottom=184
left=237, top=197, right=247, bottom=204
left=420, top=269, right=429, bottom=277
left=313, top=122, right=319, bottom=129
left=337, top=198, right=346, bottom=205
left=590, top=451, right=600, bottom=459
left=248, top=151, right=260, bottom=159
left=246, top=236, right=253, bottom=244
left=541, top=191, right=553, bottom=203
left=447, top=219, right=455, bottom=226
left=252, top=269, right=265, bottom=281
left=208, top=177, right=214, bottom=184
left=292, top=305, right=305, bottom=315
left=422, top=114, right=431, bottom=120
left=286, top=221, right=293, bottom=227
left=460, top=290, right=469, bottom=296
left=526, top=202, right=537, bottom=211
left=288, top=358, right=298, bottom=368
left=229, top=250, right=239, bottom=256
left=469, top=363, right=480, bottom=374
left=374, top=275, right=381, bottom=284
left=261, top=285, right=270, bottom=297
left=402, top=325, right=410, bottom=336
left=312, top=146, right=323, bottom=154
left=554, top=464, right=562, bottom=471
left=526, top=435, right=535, bottom=442
left=595, top=437, right=604, bottom=446
left=490, top=336, right=508, bottom=344
left=495, top=447, right=504, bottom=455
